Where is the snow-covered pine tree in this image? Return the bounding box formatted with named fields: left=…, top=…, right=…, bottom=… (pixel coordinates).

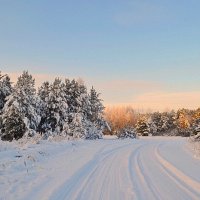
left=148, top=117, right=157, bottom=136
left=37, top=81, right=51, bottom=134
left=162, top=111, right=177, bottom=135
left=66, top=79, right=88, bottom=114
left=64, top=79, right=89, bottom=138
left=74, top=81, right=90, bottom=138
left=0, top=72, right=12, bottom=133
left=86, top=87, right=105, bottom=139
left=69, top=112, right=86, bottom=138
left=135, top=116, right=150, bottom=136
left=160, top=113, right=169, bottom=132
left=39, top=78, right=68, bottom=138
left=149, top=112, right=163, bottom=135
left=0, top=72, right=12, bottom=111
left=88, top=87, right=102, bottom=122
left=15, top=71, right=40, bottom=135
left=191, top=108, right=200, bottom=140
left=191, top=120, right=200, bottom=140
left=1, top=71, right=40, bottom=141
left=1, top=103, right=26, bottom=141
left=176, top=109, right=191, bottom=136
left=149, top=111, right=177, bottom=136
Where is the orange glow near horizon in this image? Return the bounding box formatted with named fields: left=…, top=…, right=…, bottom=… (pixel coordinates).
left=5, top=71, right=200, bottom=112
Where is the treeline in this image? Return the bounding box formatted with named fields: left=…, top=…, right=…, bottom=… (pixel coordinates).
left=104, top=107, right=200, bottom=139
left=0, top=71, right=106, bottom=141
left=1, top=70, right=200, bottom=142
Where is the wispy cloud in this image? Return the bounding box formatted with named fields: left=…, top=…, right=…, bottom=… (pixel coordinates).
left=97, top=79, right=162, bottom=91
left=112, top=91, right=200, bottom=111
left=94, top=79, right=165, bottom=107
left=114, top=1, right=169, bottom=26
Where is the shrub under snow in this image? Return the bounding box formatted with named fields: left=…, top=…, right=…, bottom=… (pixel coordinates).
left=117, top=128, right=137, bottom=139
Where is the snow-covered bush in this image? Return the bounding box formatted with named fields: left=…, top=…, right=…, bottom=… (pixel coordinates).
left=117, top=128, right=137, bottom=139
left=85, top=121, right=103, bottom=140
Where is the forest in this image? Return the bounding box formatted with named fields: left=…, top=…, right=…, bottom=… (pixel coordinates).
left=0, top=71, right=200, bottom=143
left=0, top=71, right=105, bottom=141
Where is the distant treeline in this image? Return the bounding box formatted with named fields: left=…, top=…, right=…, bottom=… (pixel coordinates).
left=104, top=106, right=200, bottom=139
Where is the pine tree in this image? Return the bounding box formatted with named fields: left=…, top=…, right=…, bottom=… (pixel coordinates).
left=162, top=111, right=177, bottom=135
left=1, top=103, right=25, bottom=141
left=85, top=87, right=105, bottom=139
left=149, top=111, right=178, bottom=136
left=176, top=109, right=191, bottom=136
left=149, top=112, right=162, bottom=135
left=0, top=72, right=12, bottom=111
left=1, top=71, right=40, bottom=141
left=69, top=113, right=86, bottom=138
left=135, top=116, right=150, bottom=136
left=39, top=78, right=68, bottom=138
left=37, top=81, right=51, bottom=134
left=1, top=72, right=107, bottom=141
left=88, top=87, right=104, bottom=123
left=191, top=108, right=200, bottom=140
left=64, top=79, right=89, bottom=138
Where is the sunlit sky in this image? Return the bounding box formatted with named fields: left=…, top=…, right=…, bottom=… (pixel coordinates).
left=1, top=0, right=200, bottom=111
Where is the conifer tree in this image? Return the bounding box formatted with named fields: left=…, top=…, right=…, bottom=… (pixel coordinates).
left=85, top=87, right=105, bottom=139
left=191, top=108, right=200, bottom=140
left=39, top=78, right=68, bottom=138
left=162, top=111, right=177, bottom=135
left=37, top=81, right=51, bottom=134
left=176, top=109, right=191, bottom=136
left=135, top=116, right=150, bottom=136
left=88, top=87, right=102, bottom=122
left=1, top=71, right=40, bottom=140
left=1, top=103, right=25, bottom=141
left=149, top=111, right=177, bottom=136
left=0, top=72, right=12, bottom=111
left=63, top=79, right=89, bottom=138
left=149, top=112, right=162, bottom=135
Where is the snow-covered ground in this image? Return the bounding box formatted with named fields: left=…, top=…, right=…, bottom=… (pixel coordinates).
left=1, top=137, right=200, bottom=200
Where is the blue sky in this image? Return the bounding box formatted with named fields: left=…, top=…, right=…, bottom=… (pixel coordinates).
left=1, top=0, right=200, bottom=110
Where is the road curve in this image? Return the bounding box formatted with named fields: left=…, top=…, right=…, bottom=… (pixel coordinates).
left=48, top=137, right=200, bottom=200
left=4, top=137, right=200, bottom=200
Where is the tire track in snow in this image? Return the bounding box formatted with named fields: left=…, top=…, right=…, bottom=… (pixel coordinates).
left=49, top=141, right=135, bottom=200
left=77, top=151, right=119, bottom=200
left=17, top=137, right=200, bottom=200
left=90, top=143, right=138, bottom=200
left=71, top=141, right=138, bottom=200
left=137, top=149, right=165, bottom=200
left=128, top=143, right=163, bottom=200
left=155, top=143, right=200, bottom=199
left=24, top=142, right=113, bottom=200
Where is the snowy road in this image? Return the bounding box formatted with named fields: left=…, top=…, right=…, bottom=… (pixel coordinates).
left=1, top=137, right=200, bottom=200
